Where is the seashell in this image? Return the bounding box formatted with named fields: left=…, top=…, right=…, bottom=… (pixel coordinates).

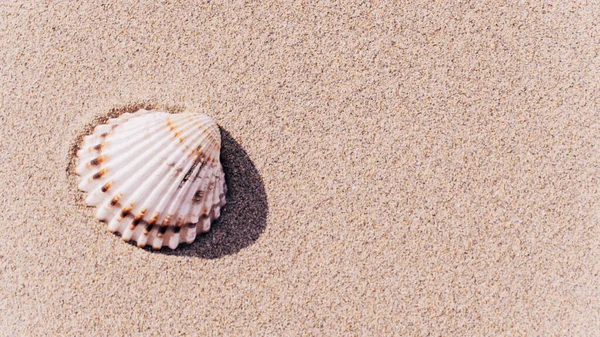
left=75, top=109, right=226, bottom=250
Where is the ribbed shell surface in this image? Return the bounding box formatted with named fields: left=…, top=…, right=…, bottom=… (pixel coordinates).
left=75, top=110, right=226, bottom=249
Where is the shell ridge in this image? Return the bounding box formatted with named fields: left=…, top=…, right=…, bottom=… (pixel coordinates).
left=187, top=165, right=212, bottom=223
left=82, top=124, right=177, bottom=204
left=93, top=113, right=193, bottom=169
left=151, top=124, right=217, bottom=222
left=149, top=128, right=215, bottom=226
left=106, top=119, right=210, bottom=229
left=122, top=118, right=212, bottom=227
left=77, top=118, right=173, bottom=181
left=178, top=162, right=213, bottom=225
left=162, top=156, right=207, bottom=227
left=79, top=112, right=167, bottom=157
left=109, top=115, right=206, bottom=213
left=188, top=166, right=217, bottom=223
left=205, top=169, right=221, bottom=222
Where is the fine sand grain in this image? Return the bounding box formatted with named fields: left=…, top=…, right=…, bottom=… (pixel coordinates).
left=1, top=2, right=600, bottom=336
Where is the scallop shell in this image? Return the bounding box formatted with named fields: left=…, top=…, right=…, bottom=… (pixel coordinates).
left=75, top=109, right=226, bottom=250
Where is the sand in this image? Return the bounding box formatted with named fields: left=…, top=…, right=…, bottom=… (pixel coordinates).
left=1, top=2, right=600, bottom=335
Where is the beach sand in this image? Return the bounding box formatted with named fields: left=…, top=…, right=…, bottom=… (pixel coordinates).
left=1, top=2, right=599, bottom=335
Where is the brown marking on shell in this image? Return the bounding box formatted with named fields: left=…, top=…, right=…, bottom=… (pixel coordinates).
left=135, top=209, right=147, bottom=220
left=180, top=154, right=205, bottom=187
left=93, top=143, right=104, bottom=151
left=192, top=190, right=203, bottom=203
left=169, top=125, right=176, bottom=131
left=129, top=209, right=146, bottom=229
left=92, top=168, right=106, bottom=180
left=174, top=131, right=181, bottom=138
left=175, top=217, right=184, bottom=227
left=157, top=215, right=173, bottom=237
left=162, top=215, right=172, bottom=227
left=148, top=212, right=159, bottom=225
left=198, top=124, right=217, bottom=144
left=179, top=136, right=185, bottom=143
left=101, top=181, right=111, bottom=193
left=120, top=202, right=134, bottom=218
left=110, top=193, right=122, bottom=206
left=100, top=132, right=108, bottom=138
left=90, top=155, right=105, bottom=166
left=143, top=224, right=153, bottom=235
left=158, top=226, right=168, bottom=236
left=137, top=241, right=146, bottom=248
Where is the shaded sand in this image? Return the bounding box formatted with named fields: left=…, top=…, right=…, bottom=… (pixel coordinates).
left=1, top=2, right=600, bottom=335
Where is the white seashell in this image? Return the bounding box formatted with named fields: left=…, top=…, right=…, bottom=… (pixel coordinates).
left=75, top=109, right=226, bottom=250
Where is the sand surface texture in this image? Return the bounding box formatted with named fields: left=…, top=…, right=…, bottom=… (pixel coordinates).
left=2, top=2, right=600, bottom=336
